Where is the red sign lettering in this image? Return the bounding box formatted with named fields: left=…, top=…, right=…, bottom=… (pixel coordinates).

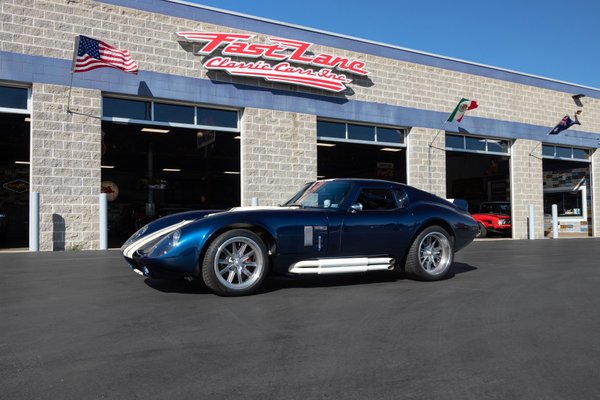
left=177, top=32, right=370, bottom=92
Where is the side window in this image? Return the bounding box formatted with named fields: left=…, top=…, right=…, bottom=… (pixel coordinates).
left=394, top=189, right=408, bottom=208
left=356, top=189, right=397, bottom=210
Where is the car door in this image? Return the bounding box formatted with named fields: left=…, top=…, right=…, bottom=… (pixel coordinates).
left=339, top=187, right=414, bottom=257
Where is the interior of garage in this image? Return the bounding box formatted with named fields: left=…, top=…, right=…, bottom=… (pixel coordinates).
left=542, top=149, right=592, bottom=237
left=0, top=113, right=30, bottom=249
left=101, top=121, right=240, bottom=247
left=317, top=140, right=407, bottom=183
left=446, top=151, right=511, bottom=237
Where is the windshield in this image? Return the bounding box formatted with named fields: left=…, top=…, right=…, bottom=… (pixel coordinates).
left=283, top=181, right=352, bottom=209
left=480, top=202, right=511, bottom=214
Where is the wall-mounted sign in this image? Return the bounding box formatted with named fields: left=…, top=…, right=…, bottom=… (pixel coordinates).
left=376, top=162, right=394, bottom=178
left=101, top=181, right=119, bottom=202
left=176, top=32, right=370, bottom=92
left=3, top=179, right=29, bottom=193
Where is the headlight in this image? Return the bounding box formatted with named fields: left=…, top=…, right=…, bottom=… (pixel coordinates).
left=147, top=229, right=182, bottom=257
left=122, top=224, right=149, bottom=248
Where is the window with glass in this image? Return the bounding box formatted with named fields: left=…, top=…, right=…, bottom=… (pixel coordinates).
left=544, top=190, right=585, bottom=217
left=0, top=86, right=28, bottom=110
left=154, top=103, right=194, bottom=124
left=348, top=124, right=375, bottom=141
left=377, top=127, right=404, bottom=144
left=283, top=180, right=353, bottom=209
left=542, top=144, right=589, bottom=161
left=102, top=97, right=239, bottom=130
left=197, top=107, right=238, bottom=129
left=103, top=98, right=151, bottom=120
left=356, top=189, right=398, bottom=210
left=317, top=120, right=406, bottom=146
left=446, top=133, right=510, bottom=155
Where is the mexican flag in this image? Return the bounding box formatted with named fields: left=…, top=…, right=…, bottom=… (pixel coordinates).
left=447, top=98, right=478, bottom=122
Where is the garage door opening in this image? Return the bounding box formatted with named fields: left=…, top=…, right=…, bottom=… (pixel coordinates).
left=317, top=120, right=407, bottom=183
left=101, top=97, right=240, bottom=247
left=542, top=145, right=592, bottom=238
left=0, top=86, right=30, bottom=250
left=445, top=134, right=512, bottom=238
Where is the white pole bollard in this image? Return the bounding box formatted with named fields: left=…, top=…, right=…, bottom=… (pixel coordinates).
left=552, top=204, right=559, bottom=239
left=29, top=191, right=40, bottom=252
left=251, top=197, right=259, bottom=207
left=528, top=204, right=535, bottom=240
left=99, top=193, right=108, bottom=250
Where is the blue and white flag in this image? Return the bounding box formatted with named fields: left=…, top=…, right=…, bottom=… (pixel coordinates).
left=548, top=114, right=580, bottom=135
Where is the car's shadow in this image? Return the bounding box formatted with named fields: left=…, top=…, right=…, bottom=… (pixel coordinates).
left=145, top=262, right=478, bottom=295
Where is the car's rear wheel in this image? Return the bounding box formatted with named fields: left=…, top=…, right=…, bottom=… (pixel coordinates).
left=404, top=226, right=453, bottom=280
left=476, top=223, right=487, bottom=238
left=201, top=229, right=268, bottom=296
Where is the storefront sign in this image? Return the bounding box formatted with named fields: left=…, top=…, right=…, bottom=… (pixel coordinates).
left=3, top=179, right=29, bottom=193
left=101, top=181, right=119, bottom=202
left=176, top=32, right=370, bottom=92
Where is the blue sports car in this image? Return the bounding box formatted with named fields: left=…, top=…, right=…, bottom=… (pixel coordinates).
left=122, top=179, right=479, bottom=296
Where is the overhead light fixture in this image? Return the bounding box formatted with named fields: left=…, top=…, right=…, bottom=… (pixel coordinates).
left=233, top=135, right=241, bottom=140
left=572, top=94, right=585, bottom=108
left=162, top=168, right=181, bottom=172
left=317, top=143, right=336, bottom=147
left=24, top=117, right=31, bottom=122
left=224, top=171, right=240, bottom=175
left=317, top=175, right=326, bottom=179
left=380, top=147, right=402, bottom=152
left=101, top=165, right=115, bottom=169
left=15, top=161, right=30, bottom=165
left=141, top=127, right=170, bottom=133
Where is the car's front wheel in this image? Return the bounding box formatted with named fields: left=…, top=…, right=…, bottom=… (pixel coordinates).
left=404, top=226, right=453, bottom=280
left=201, top=229, right=268, bottom=296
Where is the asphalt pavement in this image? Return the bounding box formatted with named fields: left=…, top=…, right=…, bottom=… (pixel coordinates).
left=1, top=238, right=600, bottom=400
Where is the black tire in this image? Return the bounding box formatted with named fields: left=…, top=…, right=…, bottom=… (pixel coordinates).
left=201, top=229, right=268, bottom=296
left=404, top=226, right=454, bottom=281
left=476, top=223, right=487, bottom=238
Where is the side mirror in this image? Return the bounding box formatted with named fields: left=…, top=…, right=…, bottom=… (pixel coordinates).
left=350, top=203, right=363, bottom=213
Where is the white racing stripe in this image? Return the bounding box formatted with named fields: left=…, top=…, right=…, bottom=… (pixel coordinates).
left=123, top=220, right=194, bottom=259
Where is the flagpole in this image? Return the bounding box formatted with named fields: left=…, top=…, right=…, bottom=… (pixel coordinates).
left=67, top=35, right=80, bottom=114
left=428, top=120, right=449, bottom=193
left=67, top=72, right=75, bottom=114
left=427, top=98, right=478, bottom=193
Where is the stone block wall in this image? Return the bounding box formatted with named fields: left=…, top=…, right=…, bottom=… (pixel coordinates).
left=406, top=128, right=446, bottom=198
left=2, top=0, right=600, bottom=243
left=511, top=139, right=544, bottom=239
left=241, top=108, right=316, bottom=206
left=31, top=83, right=101, bottom=250
left=592, top=149, right=600, bottom=237
left=1, top=0, right=599, bottom=135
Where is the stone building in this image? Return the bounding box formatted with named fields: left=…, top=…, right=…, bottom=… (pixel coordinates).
left=1, top=0, right=599, bottom=250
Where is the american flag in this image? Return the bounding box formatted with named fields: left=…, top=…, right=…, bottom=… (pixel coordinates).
left=73, top=35, right=138, bottom=74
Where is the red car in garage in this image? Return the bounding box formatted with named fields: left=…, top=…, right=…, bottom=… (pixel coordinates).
left=471, top=201, right=512, bottom=238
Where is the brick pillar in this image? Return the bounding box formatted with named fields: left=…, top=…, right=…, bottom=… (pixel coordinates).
left=510, top=139, right=544, bottom=239
left=591, top=148, right=600, bottom=237
left=31, top=84, right=101, bottom=251
left=406, top=127, right=446, bottom=198
left=241, top=108, right=317, bottom=206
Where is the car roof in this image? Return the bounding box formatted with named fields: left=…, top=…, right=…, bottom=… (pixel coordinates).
left=320, top=178, right=405, bottom=187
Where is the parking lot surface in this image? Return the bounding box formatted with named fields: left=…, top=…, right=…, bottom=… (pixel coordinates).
left=2, top=238, right=600, bottom=399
